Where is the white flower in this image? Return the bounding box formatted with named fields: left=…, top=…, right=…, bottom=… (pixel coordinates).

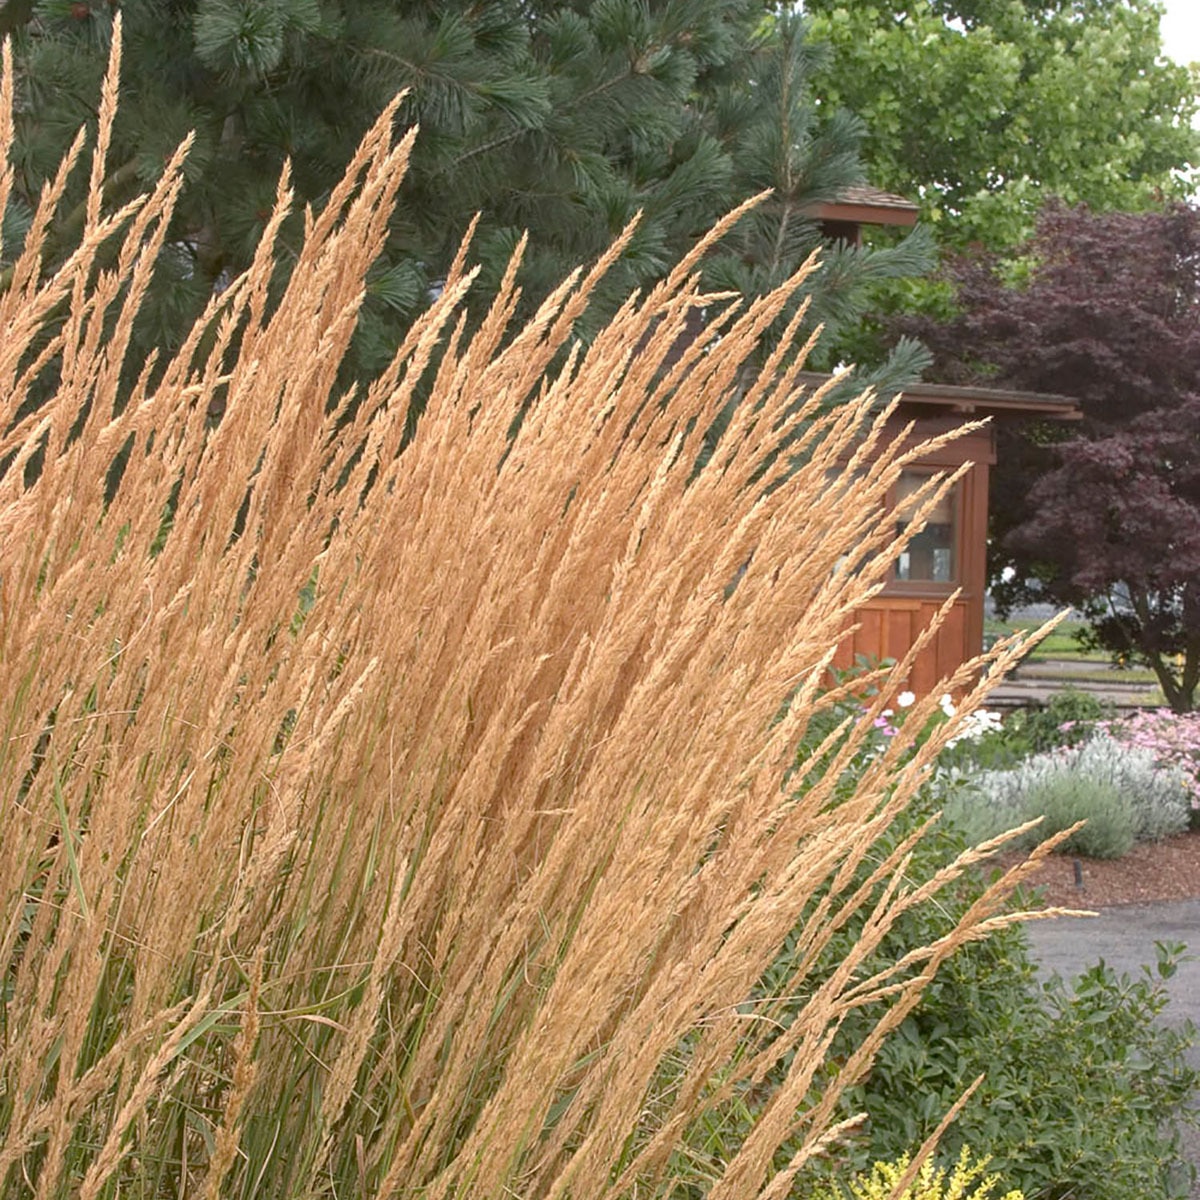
left=974, top=708, right=1003, bottom=732
left=939, top=693, right=957, bottom=718
left=897, top=690, right=916, bottom=709
left=945, top=708, right=1004, bottom=747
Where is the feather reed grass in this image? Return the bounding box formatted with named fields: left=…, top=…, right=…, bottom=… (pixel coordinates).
left=0, top=23, right=1058, bottom=1200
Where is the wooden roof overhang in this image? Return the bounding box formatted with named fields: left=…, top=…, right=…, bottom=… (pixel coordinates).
left=805, top=187, right=919, bottom=244
left=797, top=372, right=1082, bottom=424
left=797, top=374, right=1082, bottom=471
left=806, top=192, right=919, bottom=229
left=890, top=381, right=1082, bottom=422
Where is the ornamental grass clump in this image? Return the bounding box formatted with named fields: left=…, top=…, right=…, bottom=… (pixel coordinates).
left=0, top=25, right=1051, bottom=1200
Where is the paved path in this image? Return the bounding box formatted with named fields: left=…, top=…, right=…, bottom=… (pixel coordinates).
left=1026, top=901, right=1200, bottom=1197
left=986, top=657, right=1163, bottom=711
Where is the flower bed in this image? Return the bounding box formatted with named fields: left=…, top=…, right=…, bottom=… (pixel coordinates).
left=1101, top=709, right=1200, bottom=812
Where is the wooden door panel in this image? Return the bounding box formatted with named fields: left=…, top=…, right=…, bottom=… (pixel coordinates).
left=833, top=598, right=971, bottom=696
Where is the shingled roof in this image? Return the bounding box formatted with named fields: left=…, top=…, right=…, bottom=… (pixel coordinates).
left=805, top=186, right=919, bottom=228
left=797, top=371, right=1081, bottom=421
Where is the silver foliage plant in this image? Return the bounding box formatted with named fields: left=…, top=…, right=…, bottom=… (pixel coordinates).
left=942, top=734, right=1192, bottom=854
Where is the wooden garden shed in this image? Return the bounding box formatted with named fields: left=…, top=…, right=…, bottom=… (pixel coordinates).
left=797, top=186, right=1081, bottom=692
left=823, top=380, right=1080, bottom=693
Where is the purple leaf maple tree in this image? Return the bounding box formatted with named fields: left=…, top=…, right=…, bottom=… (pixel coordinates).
left=903, top=202, right=1200, bottom=711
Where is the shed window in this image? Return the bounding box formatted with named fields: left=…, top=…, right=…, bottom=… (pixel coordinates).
left=894, top=471, right=957, bottom=583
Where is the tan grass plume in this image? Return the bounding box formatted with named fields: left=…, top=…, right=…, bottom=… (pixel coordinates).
left=0, top=22, right=1049, bottom=1200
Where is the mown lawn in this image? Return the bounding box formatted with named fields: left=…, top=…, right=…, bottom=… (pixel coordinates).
left=985, top=616, right=1105, bottom=662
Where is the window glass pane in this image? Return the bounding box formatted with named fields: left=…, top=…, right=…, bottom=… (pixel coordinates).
left=894, top=471, right=956, bottom=583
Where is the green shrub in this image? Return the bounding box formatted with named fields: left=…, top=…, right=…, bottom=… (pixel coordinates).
left=1021, top=689, right=1114, bottom=752
left=1028, top=772, right=1133, bottom=858
left=773, top=710, right=1198, bottom=1199
left=783, top=789, right=1198, bottom=1200
left=941, top=734, right=1191, bottom=856
left=837, top=934, right=1198, bottom=1200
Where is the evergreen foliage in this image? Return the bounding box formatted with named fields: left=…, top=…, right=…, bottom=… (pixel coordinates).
left=2, top=1, right=932, bottom=384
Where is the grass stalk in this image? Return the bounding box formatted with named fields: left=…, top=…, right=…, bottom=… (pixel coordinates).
left=0, top=22, right=1048, bottom=1200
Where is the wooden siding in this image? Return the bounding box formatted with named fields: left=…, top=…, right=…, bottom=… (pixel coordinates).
left=831, top=421, right=993, bottom=696
left=834, top=598, right=969, bottom=695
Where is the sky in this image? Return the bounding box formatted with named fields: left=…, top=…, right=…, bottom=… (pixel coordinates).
left=1160, top=0, right=1200, bottom=68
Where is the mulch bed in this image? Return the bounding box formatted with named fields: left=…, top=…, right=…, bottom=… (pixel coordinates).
left=993, top=829, right=1200, bottom=909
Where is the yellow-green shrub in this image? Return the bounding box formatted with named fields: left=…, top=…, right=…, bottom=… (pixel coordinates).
left=818, top=1147, right=1023, bottom=1200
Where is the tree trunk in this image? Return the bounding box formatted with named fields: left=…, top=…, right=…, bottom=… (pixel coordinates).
left=1147, top=649, right=1196, bottom=714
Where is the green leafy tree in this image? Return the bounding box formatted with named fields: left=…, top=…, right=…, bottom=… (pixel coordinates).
left=804, top=0, right=1199, bottom=250
left=2, top=1, right=931, bottom=386
left=798, top=0, right=1198, bottom=369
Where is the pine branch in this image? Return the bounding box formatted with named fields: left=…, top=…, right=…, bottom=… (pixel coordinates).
left=444, top=67, right=637, bottom=175
left=0, top=157, right=140, bottom=294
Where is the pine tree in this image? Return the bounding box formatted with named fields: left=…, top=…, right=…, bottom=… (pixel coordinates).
left=700, top=11, right=932, bottom=381
left=2, top=1, right=930, bottom=385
